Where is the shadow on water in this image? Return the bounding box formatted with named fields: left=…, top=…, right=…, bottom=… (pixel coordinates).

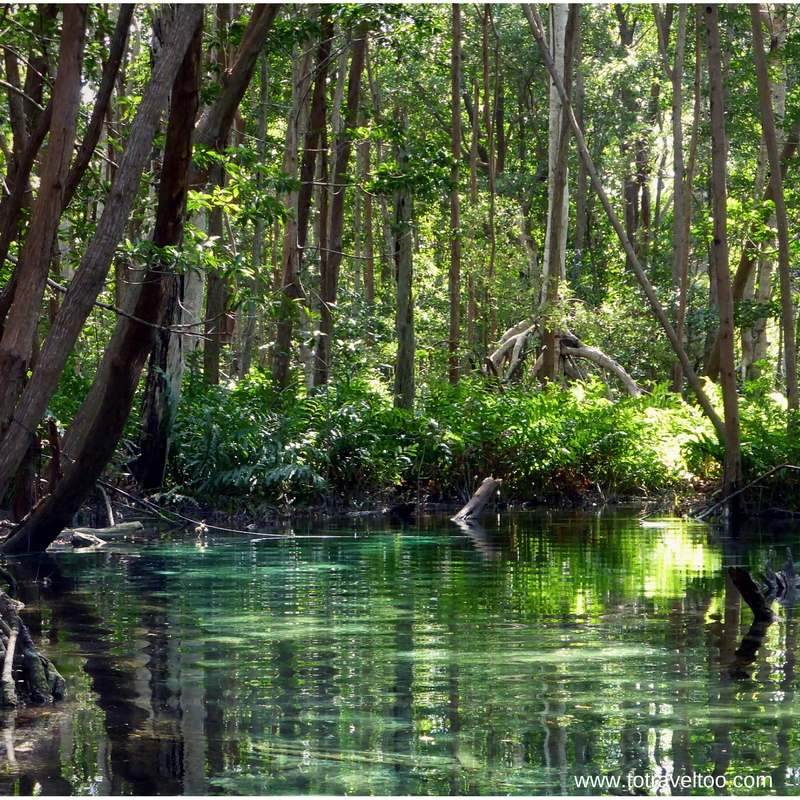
left=0, top=510, right=799, bottom=794
left=6, top=553, right=187, bottom=795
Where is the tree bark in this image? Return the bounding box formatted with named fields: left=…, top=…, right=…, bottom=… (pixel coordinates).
left=541, top=4, right=578, bottom=382
left=273, top=12, right=331, bottom=392
left=449, top=4, right=461, bottom=385
left=751, top=4, right=797, bottom=416
left=705, top=120, right=800, bottom=379
left=394, top=111, right=415, bottom=411
left=572, top=21, right=587, bottom=285
left=0, top=6, right=133, bottom=331
left=705, top=4, right=743, bottom=507
left=0, top=6, right=87, bottom=436
left=2, top=9, right=204, bottom=555
left=315, top=22, right=367, bottom=386
left=452, top=476, right=501, bottom=521
left=656, top=4, right=688, bottom=392
left=0, top=5, right=204, bottom=503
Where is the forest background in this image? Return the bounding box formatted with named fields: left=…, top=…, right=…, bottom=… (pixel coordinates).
left=0, top=2, right=799, bottom=553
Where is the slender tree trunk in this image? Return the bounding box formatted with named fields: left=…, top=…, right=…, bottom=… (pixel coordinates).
left=541, top=3, right=569, bottom=304
left=2, top=8, right=204, bottom=555
left=483, top=5, right=498, bottom=342
left=658, top=4, right=688, bottom=392
left=705, top=4, right=743, bottom=508
left=202, top=5, right=232, bottom=385
left=393, top=110, right=414, bottom=410
left=573, top=22, right=587, bottom=286
left=705, top=120, right=800, bottom=379
left=240, top=54, right=269, bottom=378
left=273, top=33, right=315, bottom=391
left=449, top=3, right=461, bottom=384
left=541, top=4, right=577, bottom=382
left=751, top=3, right=797, bottom=416
left=676, top=7, right=702, bottom=393
left=315, top=22, right=367, bottom=386
left=470, top=78, right=479, bottom=205
left=203, top=166, right=228, bottom=384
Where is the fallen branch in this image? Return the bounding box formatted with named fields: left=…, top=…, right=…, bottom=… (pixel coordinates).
left=693, top=463, right=800, bottom=520
left=452, top=477, right=501, bottom=522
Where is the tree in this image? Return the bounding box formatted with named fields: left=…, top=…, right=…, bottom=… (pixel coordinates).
left=393, top=109, right=415, bottom=411
left=750, top=3, right=798, bottom=420
left=705, top=3, right=742, bottom=508
left=314, top=21, right=368, bottom=387
left=2, top=5, right=205, bottom=553
left=449, top=3, right=461, bottom=385
left=134, top=4, right=281, bottom=489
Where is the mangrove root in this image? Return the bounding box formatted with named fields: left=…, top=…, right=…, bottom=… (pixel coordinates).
left=452, top=477, right=502, bottom=522
left=728, top=549, right=800, bottom=677
left=0, top=591, right=65, bottom=708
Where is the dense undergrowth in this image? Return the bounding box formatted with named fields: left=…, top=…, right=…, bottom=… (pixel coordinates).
left=156, top=369, right=800, bottom=513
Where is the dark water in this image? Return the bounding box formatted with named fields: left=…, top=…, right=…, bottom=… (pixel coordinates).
left=2, top=510, right=800, bottom=795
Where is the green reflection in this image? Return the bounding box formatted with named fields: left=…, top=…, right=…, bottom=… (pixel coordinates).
left=3, top=511, right=799, bottom=795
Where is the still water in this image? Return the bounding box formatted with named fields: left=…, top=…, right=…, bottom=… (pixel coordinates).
left=2, top=510, right=800, bottom=795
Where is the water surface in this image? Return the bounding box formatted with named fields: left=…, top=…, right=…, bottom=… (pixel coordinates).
left=2, top=510, right=800, bottom=795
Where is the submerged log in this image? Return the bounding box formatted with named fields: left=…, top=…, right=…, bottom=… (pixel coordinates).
left=452, top=477, right=501, bottom=522
left=0, top=590, right=65, bottom=707
left=728, top=566, right=774, bottom=622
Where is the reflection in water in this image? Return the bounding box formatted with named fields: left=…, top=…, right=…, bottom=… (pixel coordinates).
left=0, top=511, right=799, bottom=795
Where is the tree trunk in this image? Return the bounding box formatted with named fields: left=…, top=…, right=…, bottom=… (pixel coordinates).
left=0, top=7, right=87, bottom=436
left=203, top=166, right=228, bottom=385
left=676, top=7, right=702, bottom=393
left=704, top=120, right=800, bottom=379
left=657, top=4, right=688, bottom=392
left=393, top=112, right=415, bottom=411
left=315, top=22, right=367, bottom=387
left=449, top=3, right=461, bottom=385
left=272, top=29, right=316, bottom=393
left=751, top=3, right=797, bottom=417
left=705, top=4, right=743, bottom=508
left=0, top=5, right=204, bottom=502
left=572, top=22, right=587, bottom=286
left=2, top=9, right=204, bottom=555
left=239, top=54, right=269, bottom=379
left=541, top=4, right=577, bottom=382
left=0, top=6, right=133, bottom=331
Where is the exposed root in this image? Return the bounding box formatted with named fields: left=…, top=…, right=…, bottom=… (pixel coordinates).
left=0, top=590, right=65, bottom=708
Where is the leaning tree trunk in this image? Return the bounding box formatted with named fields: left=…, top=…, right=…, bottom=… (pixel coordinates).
left=0, top=6, right=133, bottom=332
left=1, top=7, right=204, bottom=555
left=0, top=5, right=204, bottom=503
left=0, top=7, right=87, bottom=436
left=134, top=7, right=280, bottom=487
